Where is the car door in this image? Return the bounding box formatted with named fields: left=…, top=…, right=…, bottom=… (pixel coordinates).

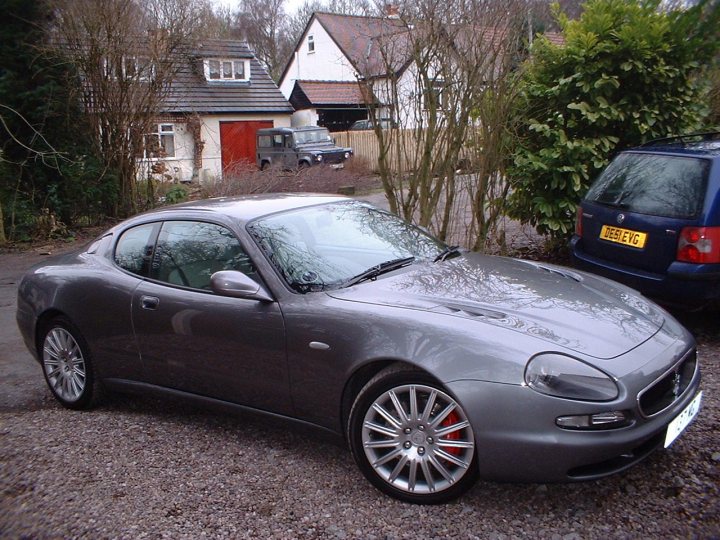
left=131, top=219, right=291, bottom=415
left=282, top=134, right=297, bottom=168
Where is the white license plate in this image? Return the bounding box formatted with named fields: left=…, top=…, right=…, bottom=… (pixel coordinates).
left=664, top=391, right=702, bottom=448
left=330, top=163, right=344, bottom=169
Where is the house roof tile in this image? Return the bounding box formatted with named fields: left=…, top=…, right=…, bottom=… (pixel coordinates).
left=314, top=12, right=410, bottom=77
left=294, top=80, right=365, bottom=105
left=162, top=39, right=293, bottom=115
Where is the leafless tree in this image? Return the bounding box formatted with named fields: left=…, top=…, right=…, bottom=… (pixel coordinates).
left=195, top=3, right=240, bottom=39
left=235, top=0, right=295, bottom=82
left=49, top=0, right=205, bottom=216
left=237, top=0, right=376, bottom=82
left=357, top=0, right=528, bottom=249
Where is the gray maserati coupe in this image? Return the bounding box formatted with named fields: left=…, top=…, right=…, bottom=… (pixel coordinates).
left=16, top=194, right=702, bottom=504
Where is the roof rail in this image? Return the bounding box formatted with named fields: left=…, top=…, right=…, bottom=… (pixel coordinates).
left=639, top=131, right=720, bottom=148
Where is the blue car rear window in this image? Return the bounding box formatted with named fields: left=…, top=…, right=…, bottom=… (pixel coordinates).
left=585, top=153, right=709, bottom=219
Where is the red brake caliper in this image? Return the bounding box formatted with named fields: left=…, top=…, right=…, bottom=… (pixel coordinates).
left=440, top=411, right=461, bottom=456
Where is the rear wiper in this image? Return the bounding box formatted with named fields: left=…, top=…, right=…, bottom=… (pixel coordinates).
left=434, top=245, right=462, bottom=263
left=612, top=190, right=633, bottom=208
left=342, top=256, right=415, bottom=287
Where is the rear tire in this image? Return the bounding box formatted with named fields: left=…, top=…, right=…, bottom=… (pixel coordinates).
left=348, top=365, right=478, bottom=504
left=39, top=316, right=102, bottom=410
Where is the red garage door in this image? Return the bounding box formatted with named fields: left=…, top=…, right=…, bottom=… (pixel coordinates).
left=220, top=120, right=273, bottom=176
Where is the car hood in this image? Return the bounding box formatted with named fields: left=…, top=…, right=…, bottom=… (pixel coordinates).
left=326, top=253, right=665, bottom=359
left=296, top=142, right=347, bottom=153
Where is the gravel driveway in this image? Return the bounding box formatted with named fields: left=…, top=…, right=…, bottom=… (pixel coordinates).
left=1, top=242, right=718, bottom=539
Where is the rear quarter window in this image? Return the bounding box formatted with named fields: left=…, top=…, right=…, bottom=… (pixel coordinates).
left=585, top=153, right=710, bottom=219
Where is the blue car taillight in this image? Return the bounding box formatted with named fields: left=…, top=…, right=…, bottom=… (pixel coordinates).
left=575, top=206, right=583, bottom=237
left=677, top=226, right=720, bottom=263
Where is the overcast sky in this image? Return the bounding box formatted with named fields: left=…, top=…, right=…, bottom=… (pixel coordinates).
left=212, top=0, right=306, bottom=14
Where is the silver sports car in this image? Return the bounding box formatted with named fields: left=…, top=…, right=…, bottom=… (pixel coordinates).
left=16, top=194, right=702, bottom=504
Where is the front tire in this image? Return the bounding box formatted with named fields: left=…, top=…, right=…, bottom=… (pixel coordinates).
left=348, top=366, right=478, bottom=504
left=39, top=317, right=101, bottom=410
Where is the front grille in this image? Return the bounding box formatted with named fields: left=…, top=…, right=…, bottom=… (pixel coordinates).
left=322, top=151, right=345, bottom=164
left=638, top=349, right=697, bottom=417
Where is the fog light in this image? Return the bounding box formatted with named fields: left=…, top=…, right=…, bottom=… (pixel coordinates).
left=556, top=411, right=629, bottom=430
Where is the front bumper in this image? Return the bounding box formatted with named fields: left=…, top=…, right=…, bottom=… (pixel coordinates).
left=446, top=349, right=701, bottom=483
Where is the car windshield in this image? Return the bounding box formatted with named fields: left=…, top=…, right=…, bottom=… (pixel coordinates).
left=247, top=201, right=446, bottom=292
left=585, top=152, right=710, bottom=219
left=293, top=129, right=333, bottom=145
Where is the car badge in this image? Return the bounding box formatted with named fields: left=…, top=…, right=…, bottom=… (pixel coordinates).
left=672, top=372, right=682, bottom=398
left=616, top=213, right=625, bottom=225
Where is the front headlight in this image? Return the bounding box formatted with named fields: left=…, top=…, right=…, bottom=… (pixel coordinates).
left=344, top=151, right=351, bottom=159
left=315, top=154, right=323, bottom=162
left=525, top=353, right=618, bottom=401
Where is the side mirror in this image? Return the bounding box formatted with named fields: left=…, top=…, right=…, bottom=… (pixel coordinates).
left=210, top=270, right=274, bottom=302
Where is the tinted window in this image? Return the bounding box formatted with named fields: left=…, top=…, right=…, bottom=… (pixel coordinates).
left=585, top=153, right=709, bottom=219
left=248, top=201, right=444, bottom=292
left=293, top=129, right=332, bottom=144
left=258, top=135, right=272, bottom=148
left=114, top=223, right=157, bottom=275
left=152, top=221, right=256, bottom=290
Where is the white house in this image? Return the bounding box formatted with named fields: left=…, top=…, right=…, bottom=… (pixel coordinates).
left=141, top=39, right=293, bottom=182
left=279, top=12, right=564, bottom=133
left=278, top=12, right=413, bottom=131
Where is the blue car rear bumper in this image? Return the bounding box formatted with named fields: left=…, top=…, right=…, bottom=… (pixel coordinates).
left=570, top=237, right=720, bottom=308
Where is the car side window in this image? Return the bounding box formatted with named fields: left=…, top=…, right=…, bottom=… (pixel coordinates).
left=114, top=223, right=157, bottom=275
left=151, top=221, right=257, bottom=290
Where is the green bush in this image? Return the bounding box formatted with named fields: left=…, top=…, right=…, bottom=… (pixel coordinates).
left=164, top=184, right=189, bottom=205
left=0, top=0, right=118, bottom=242
left=508, top=0, right=720, bottom=239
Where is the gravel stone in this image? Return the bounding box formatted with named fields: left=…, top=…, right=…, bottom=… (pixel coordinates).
left=1, top=246, right=719, bottom=539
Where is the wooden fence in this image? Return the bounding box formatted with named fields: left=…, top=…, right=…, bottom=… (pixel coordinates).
left=333, top=129, right=421, bottom=172
left=334, top=128, right=474, bottom=172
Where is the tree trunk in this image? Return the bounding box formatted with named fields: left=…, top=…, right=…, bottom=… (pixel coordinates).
left=0, top=197, right=7, bottom=246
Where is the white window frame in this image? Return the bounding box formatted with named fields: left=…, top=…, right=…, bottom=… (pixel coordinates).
left=423, top=80, right=445, bottom=111
left=143, top=123, right=176, bottom=159
left=123, top=56, right=154, bottom=81
left=103, top=56, right=154, bottom=81
left=204, top=58, right=250, bottom=82
left=308, top=34, right=315, bottom=53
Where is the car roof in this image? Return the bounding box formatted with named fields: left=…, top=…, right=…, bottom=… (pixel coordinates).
left=257, top=126, right=328, bottom=134
left=121, top=194, right=354, bottom=228
left=627, top=133, right=720, bottom=158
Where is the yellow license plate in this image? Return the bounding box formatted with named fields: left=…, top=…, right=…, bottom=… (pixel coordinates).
left=599, top=225, right=647, bottom=249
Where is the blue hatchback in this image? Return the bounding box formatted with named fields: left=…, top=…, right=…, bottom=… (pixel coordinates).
left=570, top=133, right=720, bottom=309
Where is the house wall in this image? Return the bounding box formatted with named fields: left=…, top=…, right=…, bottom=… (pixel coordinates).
left=279, top=18, right=358, bottom=99
left=140, top=114, right=291, bottom=183
left=370, top=65, right=445, bottom=129
left=200, top=114, right=290, bottom=180
left=291, top=109, right=319, bottom=127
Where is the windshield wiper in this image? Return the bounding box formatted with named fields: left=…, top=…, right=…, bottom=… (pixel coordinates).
left=434, top=245, right=462, bottom=263
left=342, top=256, right=415, bottom=288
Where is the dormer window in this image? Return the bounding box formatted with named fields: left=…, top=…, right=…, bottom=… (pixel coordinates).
left=101, top=56, right=154, bottom=81
left=204, top=58, right=250, bottom=82
left=308, top=35, right=315, bottom=53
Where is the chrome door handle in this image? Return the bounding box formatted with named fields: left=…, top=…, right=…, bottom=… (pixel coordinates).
left=140, top=295, right=160, bottom=310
